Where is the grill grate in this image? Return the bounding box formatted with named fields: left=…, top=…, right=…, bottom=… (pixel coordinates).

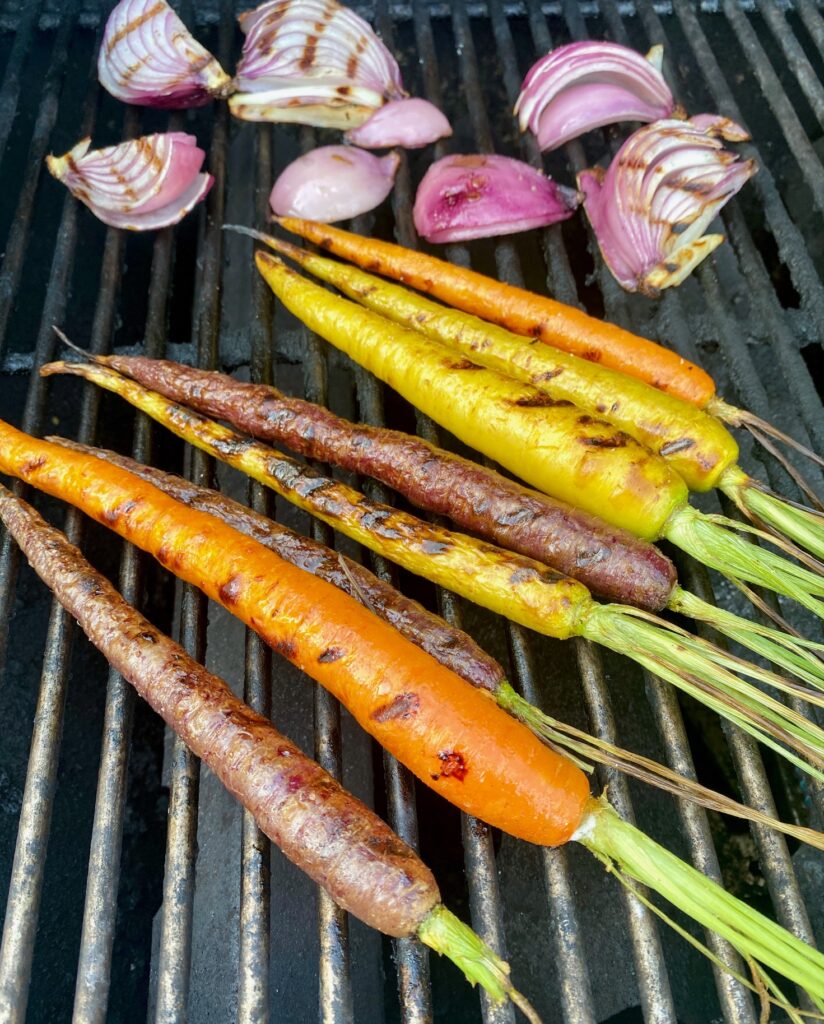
left=0, top=2, right=823, bottom=1022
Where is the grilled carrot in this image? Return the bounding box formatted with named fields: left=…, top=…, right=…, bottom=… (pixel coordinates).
left=62, top=356, right=824, bottom=693
left=32, top=367, right=824, bottom=783
left=51, top=436, right=505, bottom=694
left=3, top=440, right=824, bottom=1011
left=257, top=238, right=824, bottom=561
left=253, top=251, right=824, bottom=623
left=0, top=418, right=591, bottom=847
left=0, top=483, right=538, bottom=1014
left=51, top=437, right=824, bottom=851
left=274, top=219, right=824, bottom=479
left=275, top=216, right=715, bottom=405
left=68, top=356, right=677, bottom=611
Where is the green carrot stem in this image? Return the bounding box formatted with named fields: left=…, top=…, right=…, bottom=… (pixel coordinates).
left=578, top=797, right=824, bottom=1011
left=417, top=905, right=542, bottom=1023
left=497, top=683, right=824, bottom=853
left=670, top=585, right=824, bottom=691
left=664, top=504, right=824, bottom=619
left=721, top=467, right=824, bottom=564
left=583, top=605, right=824, bottom=782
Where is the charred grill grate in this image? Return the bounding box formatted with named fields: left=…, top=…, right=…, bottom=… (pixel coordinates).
left=0, top=1, right=823, bottom=1021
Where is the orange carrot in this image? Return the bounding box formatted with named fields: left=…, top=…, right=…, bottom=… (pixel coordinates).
left=0, top=418, right=590, bottom=848
left=275, top=216, right=716, bottom=406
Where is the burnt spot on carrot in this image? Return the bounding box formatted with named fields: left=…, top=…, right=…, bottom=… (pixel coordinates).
left=218, top=574, right=245, bottom=606
left=510, top=567, right=538, bottom=585
left=580, top=435, right=628, bottom=449
left=660, top=438, right=697, bottom=457
left=575, top=547, right=609, bottom=568
left=437, top=750, right=468, bottom=780
left=102, top=498, right=140, bottom=524
left=512, top=394, right=572, bottom=408
left=318, top=646, right=345, bottom=663
left=271, top=638, right=298, bottom=661
left=582, top=349, right=602, bottom=362
left=21, top=456, right=48, bottom=474
left=371, top=691, right=421, bottom=722
left=535, top=368, right=564, bottom=382
left=443, top=358, right=483, bottom=371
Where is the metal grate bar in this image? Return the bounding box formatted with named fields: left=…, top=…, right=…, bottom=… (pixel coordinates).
left=797, top=0, right=824, bottom=63
left=237, top=122, right=276, bottom=1024
left=0, top=19, right=103, bottom=1016
left=722, top=0, right=824, bottom=215
left=153, top=9, right=232, bottom=1014
left=671, top=0, right=824, bottom=330
left=0, top=3, right=75, bottom=359
left=0, top=0, right=42, bottom=169
left=758, top=1, right=824, bottom=130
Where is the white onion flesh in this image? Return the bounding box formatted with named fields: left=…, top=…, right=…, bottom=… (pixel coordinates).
left=515, top=41, right=678, bottom=152
left=578, top=115, right=757, bottom=294
left=231, top=0, right=405, bottom=128
left=46, top=133, right=213, bottom=231
left=269, top=145, right=400, bottom=221
left=98, top=0, right=233, bottom=108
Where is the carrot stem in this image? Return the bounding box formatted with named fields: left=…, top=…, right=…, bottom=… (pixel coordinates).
left=417, top=906, right=541, bottom=1023
left=580, top=797, right=824, bottom=1010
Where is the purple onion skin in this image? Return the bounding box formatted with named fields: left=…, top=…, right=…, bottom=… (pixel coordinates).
left=99, top=356, right=678, bottom=613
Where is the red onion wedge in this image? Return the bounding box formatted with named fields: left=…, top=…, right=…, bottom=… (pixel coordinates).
left=578, top=115, right=757, bottom=295
left=413, top=154, right=579, bottom=244
left=515, top=41, right=679, bottom=152
left=46, top=134, right=213, bottom=231
left=230, top=0, right=405, bottom=129
left=98, top=0, right=233, bottom=108
left=270, top=145, right=400, bottom=221
left=345, top=98, right=452, bottom=149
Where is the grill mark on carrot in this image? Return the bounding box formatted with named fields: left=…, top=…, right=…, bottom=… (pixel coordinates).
left=318, top=646, right=345, bottom=663
left=218, top=574, right=244, bottom=606
left=371, top=692, right=420, bottom=722
left=660, top=438, right=697, bottom=457
left=21, top=456, right=47, bottom=474
left=511, top=394, right=572, bottom=408
left=435, top=750, right=467, bottom=781
left=580, top=435, right=628, bottom=449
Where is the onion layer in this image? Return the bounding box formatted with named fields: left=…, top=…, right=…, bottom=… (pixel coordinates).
left=230, top=0, right=405, bottom=129
left=578, top=115, right=757, bottom=295
left=98, top=0, right=233, bottom=108
left=46, top=134, right=213, bottom=231
left=270, top=146, right=400, bottom=221
left=515, top=41, right=678, bottom=152
left=413, top=154, right=579, bottom=244
left=346, top=98, right=452, bottom=149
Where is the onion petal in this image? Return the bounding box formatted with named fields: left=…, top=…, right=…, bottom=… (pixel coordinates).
left=230, top=0, right=405, bottom=128
left=345, top=98, right=452, bottom=149
left=578, top=115, right=757, bottom=294
left=98, top=0, right=233, bottom=108
left=515, top=41, right=678, bottom=152
left=269, top=145, right=400, bottom=221
left=413, top=153, right=579, bottom=244
left=46, top=134, right=213, bottom=231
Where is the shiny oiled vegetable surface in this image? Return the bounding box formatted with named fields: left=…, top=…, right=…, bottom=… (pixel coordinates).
left=276, top=216, right=717, bottom=406
left=267, top=237, right=739, bottom=492
left=0, top=419, right=592, bottom=848
left=256, top=251, right=689, bottom=540
left=85, top=355, right=678, bottom=611
left=0, top=483, right=439, bottom=938
left=53, top=436, right=506, bottom=693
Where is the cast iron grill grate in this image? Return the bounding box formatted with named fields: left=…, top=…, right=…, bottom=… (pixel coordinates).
left=0, top=1, right=822, bottom=1022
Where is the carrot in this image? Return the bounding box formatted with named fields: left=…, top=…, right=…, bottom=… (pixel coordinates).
left=274, top=217, right=715, bottom=405
left=275, top=218, right=824, bottom=484
left=32, top=366, right=824, bottom=784
left=0, top=418, right=590, bottom=847
left=257, top=238, right=824, bottom=562
left=3, top=441, right=824, bottom=1012
left=52, top=437, right=824, bottom=852
left=62, top=355, right=824, bottom=694
left=253, top=250, right=824, bottom=624
left=51, top=435, right=506, bottom=694
left=0, top=482, right=539, bottom=1015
